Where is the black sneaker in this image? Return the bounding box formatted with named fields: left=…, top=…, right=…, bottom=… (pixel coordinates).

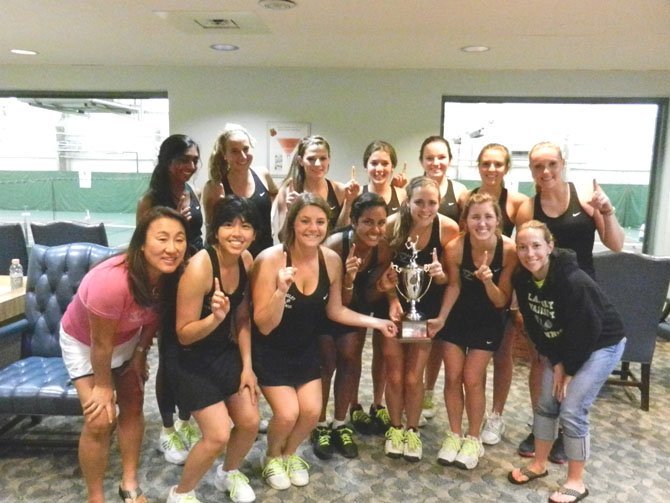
left=310, top=426, right=334, bottom=460
left=331, top=425, right=359, bottom=458
left=370, top=404, right=391, bottom=435
left=350, top=404, right=375, bottom=435
left=518, top=431, right=535, bottom=457
left=549, top=430, right=567, bottom=464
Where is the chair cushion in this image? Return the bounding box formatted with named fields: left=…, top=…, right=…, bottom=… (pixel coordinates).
left=0, top=356, right=82, bottom=416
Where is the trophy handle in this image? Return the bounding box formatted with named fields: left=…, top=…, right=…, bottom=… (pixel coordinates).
left=390, top=263, right=411, bottom=302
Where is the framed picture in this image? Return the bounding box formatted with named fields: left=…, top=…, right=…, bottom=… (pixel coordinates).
left=267, top=122, right=311, bottom=176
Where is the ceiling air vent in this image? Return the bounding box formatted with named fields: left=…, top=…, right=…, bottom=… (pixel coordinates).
left=194, top=18, right=240, bottom=30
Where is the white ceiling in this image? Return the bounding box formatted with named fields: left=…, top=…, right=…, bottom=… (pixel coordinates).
left=2, top=0, right=670, bottom=71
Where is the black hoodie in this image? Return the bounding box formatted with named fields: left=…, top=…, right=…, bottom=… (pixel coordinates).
left=513, top=248, right=624, bottom=376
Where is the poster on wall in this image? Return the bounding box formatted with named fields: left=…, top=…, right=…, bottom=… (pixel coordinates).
left=267, top=122, right=311, bottom=176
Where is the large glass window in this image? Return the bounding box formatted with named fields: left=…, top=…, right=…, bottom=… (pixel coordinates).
left=442, top=97, right=668, bottom=252
left=0, top=94, right=169, bottom=246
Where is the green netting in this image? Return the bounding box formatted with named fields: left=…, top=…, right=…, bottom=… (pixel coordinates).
left=0, top=172, right=151, bottom=213
left=517, top=182, right=648, bottom=228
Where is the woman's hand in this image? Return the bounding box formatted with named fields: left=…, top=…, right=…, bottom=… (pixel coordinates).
left=344, top=243, right=362, bottom=287
left=374, top=318, right=398, bottom=338
left=389, top=298, right=404, bottom=323
left=427, top=317, right=445, bottom=338
left=377, top=264, right=398, bottom=292
left=83, top=384, right=116, bottom=424
left=277, top=252, right=296, bottom=294
left=343, top=166, right=361, bottom=204
left=552, top=362, right=572, bottom=402
left=285, top=180, right=301, bottom=209
left=178, top=193, right=192, bottom=221
left=211, top=277, right=231, bottom=321
left=474, top=250, right=494, bottom=284
left=238, top=366, right=259, bottom=405
left=426, top=248, right=445, bottom=281
left=588, top=179, right=615, bottom=215
left=392, top=162, right=408, bottom=189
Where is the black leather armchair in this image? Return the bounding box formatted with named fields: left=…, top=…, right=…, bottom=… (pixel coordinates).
left=0, top=243, right=116, bottom=443
left=31, top=221, right=109, bottom=247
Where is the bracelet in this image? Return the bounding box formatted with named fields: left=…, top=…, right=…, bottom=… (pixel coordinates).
left=343, top=283, right=354, bottom=291
left=601, top=206, right=615, bottom=216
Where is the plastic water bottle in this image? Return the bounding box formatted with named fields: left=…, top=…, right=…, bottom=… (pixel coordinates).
left=9, top=258, right=23, bottom=291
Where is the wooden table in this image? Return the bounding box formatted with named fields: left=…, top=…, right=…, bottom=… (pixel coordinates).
left=0, top=275, right=26, bottom=326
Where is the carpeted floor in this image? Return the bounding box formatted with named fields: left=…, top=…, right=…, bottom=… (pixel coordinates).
left=1, top=337, right=669, bottom=502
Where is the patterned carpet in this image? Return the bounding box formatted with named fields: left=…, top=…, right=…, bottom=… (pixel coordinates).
left=1, top=337, right=669, bottom=502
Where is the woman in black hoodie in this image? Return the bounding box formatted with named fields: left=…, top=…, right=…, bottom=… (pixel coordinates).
left=508, top=220, right=625, bottom=503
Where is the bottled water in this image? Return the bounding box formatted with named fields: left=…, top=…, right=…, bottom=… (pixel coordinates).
left=9, top=258, right=23, bottom=291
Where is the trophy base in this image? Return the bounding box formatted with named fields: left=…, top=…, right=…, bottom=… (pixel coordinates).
left=398, top=320, right=431, bottom=343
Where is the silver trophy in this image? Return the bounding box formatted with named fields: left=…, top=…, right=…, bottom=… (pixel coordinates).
left=391, top=236, right=433, bottom=342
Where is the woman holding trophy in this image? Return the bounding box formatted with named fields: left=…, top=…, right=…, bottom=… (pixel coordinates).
left=382, top=176, right=459, bottom=462
left=434, top=193, right=517, bottom=470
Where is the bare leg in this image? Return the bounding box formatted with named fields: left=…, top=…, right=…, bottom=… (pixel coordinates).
left=261, top=386, right=300, bottom=458
left=224, top=389, right=260, bottom=470
left=462, top=349, right=493, bottom=437
left=528, top=343, right=543, bottom=410
left=423, top=339, right=443, bottom=396
left=381, top=336, right=406, bottom=426
left=73, top=376, right=115, bottom=503
left=318, top=335, right=337, bottom=423
left=443, top=342, right=466, bottom=435
left=282, top=379, right=322, bottom=455
left=403, top=343, right=431, bottom=429
left=177, top=402, right=231, bottom=492
left=371, top=330, right=386, bottom=406
left=333, top=329, right=366, bottom=421
left=491, top=319, right=515, bottom=415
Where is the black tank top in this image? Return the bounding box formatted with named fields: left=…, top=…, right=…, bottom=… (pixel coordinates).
left=362, top=185, right=401, bottom=215
left=341, top=229, right=379, bottom=313
left=325, top=179, right=342, bottom=231
left=182, top=247, right=247, bottom=354
left=221, top=170, right=273, bottom=257
left=459, top=235, right=504, bottom=306
left=257, top=247, right=330, bottom=350
left=533, top=182, right=596, bottom=278
left=438, top=179, right=460, bottom=222
left=472, top=187, right=514, bottom=237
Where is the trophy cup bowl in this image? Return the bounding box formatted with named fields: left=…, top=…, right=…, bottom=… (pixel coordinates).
left=392, top=262, right=432, bottom=343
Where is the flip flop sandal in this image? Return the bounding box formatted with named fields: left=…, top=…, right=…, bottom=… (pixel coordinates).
left=548, top=486, right=589, bottom=503
left=507, top=466, right=549, bottom=485
left=118, top=485, right=148, bottom=503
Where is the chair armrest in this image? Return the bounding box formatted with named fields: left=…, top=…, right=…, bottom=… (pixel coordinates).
left=0, top=318, right=28, bottom=369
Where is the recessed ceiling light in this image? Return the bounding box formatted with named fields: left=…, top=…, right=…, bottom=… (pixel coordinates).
left=210, top=44, right=239, bottom=52
left=10, top=49, right=38, bottom=56
left=259, top=0, right=297, bottom=10
left=460, top=45, right=490, bottom=53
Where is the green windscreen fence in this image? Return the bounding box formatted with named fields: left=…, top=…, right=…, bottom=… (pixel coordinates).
left=0, top=171, right=151, bottom=214
left=517, top=182, right=648, bottom=229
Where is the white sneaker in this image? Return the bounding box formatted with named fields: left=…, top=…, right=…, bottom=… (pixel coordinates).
left=159, top=428, right=189, bottom=465
left=175, top=418, right=202, bottom=450
left=403, top=429, right=422, bottom=462
left=421, top=392, right=436, bottom=419
left=214, top=466, right=256, bottom=503
left=384, top=426, right=405, bottom=458
left=437, top=431, right=462, bottom=466
left=285, top=454, right=310, bottom=486
left=166, top=485, right=201, bottom=503
left=454, top=435, right=485, bottom=470
left=261, top=456, right=291, bottom=490
left=481, top=412, right=505, bottom=445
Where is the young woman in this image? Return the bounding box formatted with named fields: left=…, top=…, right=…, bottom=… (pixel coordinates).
left=272, top=135, right=359, bottom=237
left=251, top=193, right=396, bottom=490
left=312, top=192, right=392, bottom=460
left=457, top=144, right=529, bottom=446
left=515, top=141, right=624, bottom=461
left=508, top=220, right=625, bottom=503
left=59, top=206, right=187, bottom=503
left=347, top=140, right=407, bottom=435
left=202, top=123, right=278, bottom=258
left=434, top=193, right=517, bottom=470
left=419, top=136, right=468, bottom=421
left=136, top=134, right=203, bottom=465
left=382, top=176, right=459, bottom=462
left=166, top=196, right=260, bottom=503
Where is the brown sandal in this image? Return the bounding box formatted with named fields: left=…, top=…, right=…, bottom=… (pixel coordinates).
left=118, top=485, right=148, bottom=503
